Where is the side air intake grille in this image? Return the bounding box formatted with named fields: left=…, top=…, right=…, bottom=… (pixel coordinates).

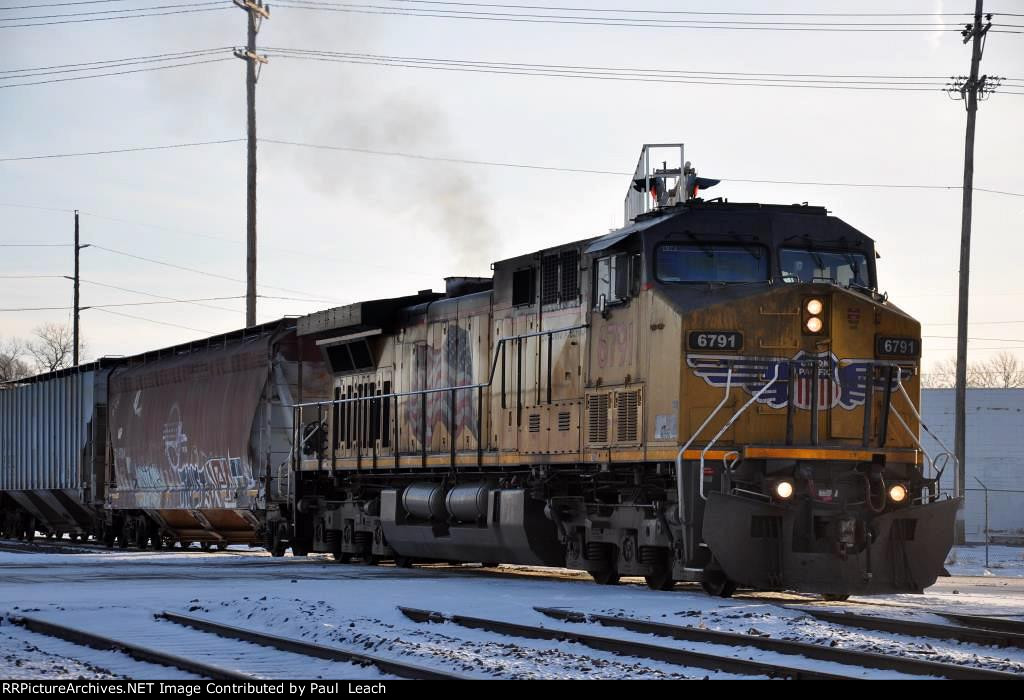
left=557, top=411, right=571, bottom=431
left=587, top=394, right=609, bottom=445
left=616, top=390, right=639, bottom=443
left=528, top=413, right=541, bottom=433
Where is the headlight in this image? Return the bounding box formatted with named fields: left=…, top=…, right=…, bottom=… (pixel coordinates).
left=888, top=484, right=907, bottom=503
left=805, top=317, right=823, bottom=333
left=806, top=298, right=824, bottom=315
left=774, top=480, right=794, bottom=499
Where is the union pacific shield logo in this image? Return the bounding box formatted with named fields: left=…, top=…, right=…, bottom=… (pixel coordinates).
left=687, top=351, right=907, bottom=411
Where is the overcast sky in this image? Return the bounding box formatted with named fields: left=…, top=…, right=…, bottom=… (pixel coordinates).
left=1, top=0, right=1022, bottom=371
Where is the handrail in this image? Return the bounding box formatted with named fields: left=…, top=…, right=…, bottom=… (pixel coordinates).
left=675, top=368, right=732, bottom=516
left=699, top=364, right=782, bottom=501
left=290, top=322, right=588, bottom=470
left=292, top=323, right=589, bottom=410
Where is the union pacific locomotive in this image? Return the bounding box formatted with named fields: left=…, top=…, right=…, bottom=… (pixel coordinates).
left=0, top=145, right=957, bottom=598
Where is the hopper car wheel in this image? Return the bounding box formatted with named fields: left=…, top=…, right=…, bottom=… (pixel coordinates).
left=134, top=528, right=148, bottom=550
left=700, top=574, right=737, bottom=598
left=590, top=569, right=621, bottom=586
left=201, top=542, right=212, bottom=552
left=822, top=594, right=850, bottom=602
left=270, top=523, right=287, bottom=557
left=644, top=569, right=676, bottom=591
left=333, top=550, right=352, bottom=563
left=365, top=555, right=382, bottom=566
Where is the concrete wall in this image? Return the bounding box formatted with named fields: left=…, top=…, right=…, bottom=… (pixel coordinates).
left=920, top=388, right=1024, bottom=543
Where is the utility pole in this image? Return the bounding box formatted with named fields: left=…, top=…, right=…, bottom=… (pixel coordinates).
left=67, top=210, right=90, bottom=366
left=73, top=209, right=80, bottom=366
left=949, top=0, right=996, bottom=544
left=234, top=0, right=269, bottom=328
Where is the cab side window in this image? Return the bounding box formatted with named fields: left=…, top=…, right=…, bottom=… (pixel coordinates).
left=594, top=252, right=640, bottom=307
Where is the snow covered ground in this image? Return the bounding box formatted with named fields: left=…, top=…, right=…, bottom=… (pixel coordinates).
left=0, top=544, right=1022, bottom=679
left=945, top=544, right=1024, bottom=577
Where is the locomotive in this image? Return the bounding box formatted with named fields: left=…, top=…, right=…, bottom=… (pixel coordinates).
left=0, top=144, right=957, bottom=597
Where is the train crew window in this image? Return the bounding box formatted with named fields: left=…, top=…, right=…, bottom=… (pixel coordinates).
left=655, top=244, right=768, bottom=283
left=512, top=267, right=536, bottom=306
left=594, top=252, right=640, bottom=306
left=779, top=248, right=870, bottom=288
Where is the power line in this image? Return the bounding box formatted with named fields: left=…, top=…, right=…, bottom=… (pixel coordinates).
left=2, top=138, right=1021, bottom=199
left=79, top=278, right=243, bottom=313
left=87, top=244, right=338, bottom=301
left=0, top=243, right=73, bottom=247
left=264, top=47, right=982, bottom=92
left=0, top=1, right=227, bottom=21
left=91, top=307, right=214, bottom=333
left=0, top=274, right=65, bottom=279
left=0, top=4, right=229, bottom=28
left=0, top=295, right=246, bottom=311
left=0, top=139, right=243, bottom=161
left=270, top=1, right=1016, bottom=32
left=0, top=47, right=229, bottom=76
left=0, top=56, right=234, bottom=88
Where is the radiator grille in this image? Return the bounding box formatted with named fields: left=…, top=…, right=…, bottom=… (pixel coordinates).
left=587, top=394, right=609, bottom=444
left=616, top=390, right=639, bottom=443
left=528, top=413, right=541, bottom=433
left=541, top=255, right=560, bottom=305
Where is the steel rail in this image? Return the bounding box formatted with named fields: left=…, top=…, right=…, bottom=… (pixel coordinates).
left=158, top=611, right=465, bottom=680
left=398, top=606, right=852, bottom=679
left=6, top=614, right=252, bottom=680
left=939, top=612, right=1024, bottom=636
left=793, top=608, right=1024, bottom=650
left=536, top=607, right=1020, bottom=680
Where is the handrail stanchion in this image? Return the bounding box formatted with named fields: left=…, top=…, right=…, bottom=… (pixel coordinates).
left=675, top=368, right=733, bottom=523
left=699, top=365, right=781, bottom=501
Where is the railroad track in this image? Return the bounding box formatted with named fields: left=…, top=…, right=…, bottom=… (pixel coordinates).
left=939, top=612, right=1024, bottom=636
left=399, top=605, right=858, bottom=679
left=158, top=611, right=465, bottom=680
left=536, top=607, right=1020, bottom=680
left=5, top=614, right=252, bottom=680
left=793, top=608, right=1024, bottom=650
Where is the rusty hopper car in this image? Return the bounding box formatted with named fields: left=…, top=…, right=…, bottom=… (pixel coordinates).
left=104, top=319, right=330, bottom=549
left=0, top=362, right=117, bottom=540
left=288, top=145, right=957, bottom=597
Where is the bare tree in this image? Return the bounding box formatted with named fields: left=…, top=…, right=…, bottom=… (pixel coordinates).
left=26, top=323, right=84, bottom=373
left=921, top=357, right=994, bottom=388
left=0, top=336, right=31, bottom=382
left=978, top=352, right=1024, bottom=388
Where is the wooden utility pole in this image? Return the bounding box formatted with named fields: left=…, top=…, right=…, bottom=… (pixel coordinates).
left=234, top=0, right=269, bottom=328
left=73, top=209, right=80, bottom=366
left=951, top=0, right=992, bottom=543
left=69, top=210, right=90, bottom=367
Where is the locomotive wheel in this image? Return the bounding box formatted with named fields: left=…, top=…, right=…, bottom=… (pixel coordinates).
left=700, top=573, right=737, bottom=598
left=332, top=549, right=352, bottom=563
left=821, top=594, right=850, bottom=602
left=394, top=555, right=413, bottom=568
left=644, top=569, right=676, bottom=591
left=590, top=569, right=621, bottom=586
left=134, top=526, right=148, bottom=550
left=201, top=541, right=212, bottom=551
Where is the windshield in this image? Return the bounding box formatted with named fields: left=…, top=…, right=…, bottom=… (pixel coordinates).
left=779, top=248, right=871, bottom=288
left=655, top=244, right=769, bottom=283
